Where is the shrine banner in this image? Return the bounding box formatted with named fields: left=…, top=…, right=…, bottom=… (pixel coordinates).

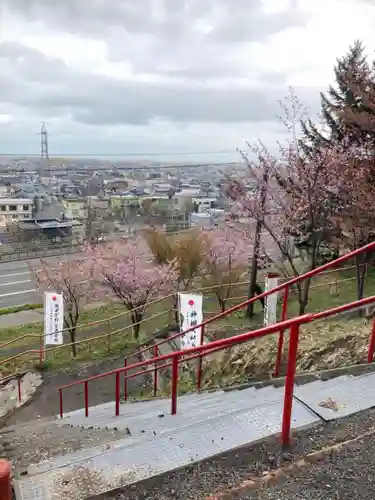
left=178, top=293, right=203, bottom=350
left=44, top=292, right=64, bottom=345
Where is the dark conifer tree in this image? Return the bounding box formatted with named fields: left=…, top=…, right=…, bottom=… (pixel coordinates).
left=300, top=40, right=370, bottom=155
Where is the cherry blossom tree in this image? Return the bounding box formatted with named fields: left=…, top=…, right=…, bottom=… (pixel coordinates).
left=227, top=89, right=344, bottom=314
left=32, top=257, right=97, bottom=357
left=318, top=62, right=375, bottom=299
left=200, top=225, right=261, bottom=312
left=89, top=237, right=179, bottom=339
left=334, top=149, right=375, bottom=300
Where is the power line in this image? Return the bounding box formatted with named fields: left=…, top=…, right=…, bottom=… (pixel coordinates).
left=0, top=162, right=239, bottom=173
left=6, top=162, right=239, bottom=173
left=1, top=149, right=237, bottom=158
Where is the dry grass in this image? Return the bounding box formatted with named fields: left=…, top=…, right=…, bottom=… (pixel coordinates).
left=198, top=316, right=373, bottom=389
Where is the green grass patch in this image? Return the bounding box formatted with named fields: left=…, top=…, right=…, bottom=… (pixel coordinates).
left=1, top=265, right=374, bottom=377
left=0, top=303, right=42, bottom=316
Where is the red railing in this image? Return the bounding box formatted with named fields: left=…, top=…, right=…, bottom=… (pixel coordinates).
left=59, top=293, right=375, bottom=446
left=124, top=241, right=375, bottom=386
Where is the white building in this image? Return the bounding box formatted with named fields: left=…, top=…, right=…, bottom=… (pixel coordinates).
left=192, top=196, right=218, bottom=212
left=0, top=198, right=33, bottom=227
left=173, top=191, right=218, bottom=212
left=189, top=212, right=215, bottom=229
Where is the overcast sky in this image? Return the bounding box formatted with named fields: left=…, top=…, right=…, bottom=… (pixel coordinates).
left=0, top=0, right=374, bottom=161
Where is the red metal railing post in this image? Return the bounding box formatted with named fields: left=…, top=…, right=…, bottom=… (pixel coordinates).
left=274, top=286, right=289, bottom=377
left=368, top=316, right=375, bottom=363
left=281, top=322, right=300, bottom=448
left=123, top=359, right=128, bottom=401
left=0, top=459, right=12, bottom=500
left=84, top=381, right=89, bottom=417
left=171, top=355, right=179, bottom=415
left=59, top=388, right=63, bottom=418
left=153, top=344, right=158, bottom=397
left=196, top=324, right=205, bottom=391
left=115, top=372, right=120, bottom=416
left=17, top=378, right=21, bottom=403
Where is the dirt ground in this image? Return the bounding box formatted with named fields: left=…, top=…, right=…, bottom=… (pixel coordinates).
left=200, top=316, right=373, bottom=389
left=5, top=355, right=150, bottom=425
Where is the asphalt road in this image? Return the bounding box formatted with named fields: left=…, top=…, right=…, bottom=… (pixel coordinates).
left=0, top=253, right=85, bottom=308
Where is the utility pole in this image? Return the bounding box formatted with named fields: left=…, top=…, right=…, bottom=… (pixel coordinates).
left=246, top=163, right=269, bottom=318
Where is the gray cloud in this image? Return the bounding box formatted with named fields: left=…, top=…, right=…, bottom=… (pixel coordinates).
left=4, top=0, right=306, bottom=42
left=3, top=1, right=308, bottom=79
left=0, top=1, right=319, bottom=155
left=0, top=42, right=320, bottom=128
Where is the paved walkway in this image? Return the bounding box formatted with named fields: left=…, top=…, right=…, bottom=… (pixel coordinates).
left=0, top=300, right=118, bottom=330
left=0, top=309, right=43, bottom=328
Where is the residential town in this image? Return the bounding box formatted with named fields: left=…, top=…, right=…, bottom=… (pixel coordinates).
left=0, top=157, right=241, bottom=250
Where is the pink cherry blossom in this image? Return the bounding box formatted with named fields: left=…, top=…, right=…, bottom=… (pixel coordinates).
left=200, top=224, right=260, bottom=312
left=31, top=256, right=98, bottom=356
left=88, top=237, right=179, bottom=338
left=226, top=89, right=350, bottom=313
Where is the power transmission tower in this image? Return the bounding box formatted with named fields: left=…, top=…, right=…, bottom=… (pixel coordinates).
left=40, top=122, right=49, bottom=161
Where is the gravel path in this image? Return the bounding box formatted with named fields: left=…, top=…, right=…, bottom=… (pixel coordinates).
left=234, top=435, right=375, bottom=499
left=1, top=356, right=150, bottom=478
left=91, top=406, right=375, bottom=500
left=2, top=418, right=130, bottom=476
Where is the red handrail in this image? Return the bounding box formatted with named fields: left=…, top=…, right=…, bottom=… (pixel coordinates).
left=124, top=241, right=375, bottom=380
left=59, top=314, right=311, bottom=446
left=59, top=292, right=375, bottom=447
left=59, top=315, right=309, bottom=392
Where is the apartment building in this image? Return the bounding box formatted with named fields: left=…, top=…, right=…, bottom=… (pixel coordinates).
left=62, top=198, right=88, bottom=220
left=0, top=198, right=33, bottom=228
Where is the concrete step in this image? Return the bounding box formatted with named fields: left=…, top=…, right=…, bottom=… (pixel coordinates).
left=16, top=373, right=375, bottom=500
left=61, top=390, right=227, bottom=428
left=59, top=385, right=285, bottom=431
left=15, top=394, right=319, bottom=500
left=60, top=374, right=356, bottom=431
left=294, top=375, right=355, bottom=395
left=295, top=372, right=375, bottom=420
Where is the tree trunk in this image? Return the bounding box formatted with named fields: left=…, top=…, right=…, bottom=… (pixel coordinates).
left=246, top=164, right=268, bottom=318
left=173, top=295, right=179, bottom=324
left=217, top=295, right=226, bottom=313
left=131, top=310, right=143, bottom=339
left=246, top=217, right=262, bottom=318
left=298, top=238, right=318, bottom=315
left=355, top=255, right=366, bottom=299
left=69, top=328, right=77, bottom=357
left=296, top=284, right=306, bottom=315
left=355, top=255, right=367, bottom=317
left=299, top=277, right=312, bottom=315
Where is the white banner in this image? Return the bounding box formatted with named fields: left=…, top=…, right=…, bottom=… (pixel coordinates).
left=264, top=274, right=279, bottom=326
left=44, top=292, right=64, bottom=345
left=178, top=293, right=203, bottom=350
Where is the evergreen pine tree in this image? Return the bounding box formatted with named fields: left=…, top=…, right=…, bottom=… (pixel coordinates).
left=300, top=40, right=370, bottom=155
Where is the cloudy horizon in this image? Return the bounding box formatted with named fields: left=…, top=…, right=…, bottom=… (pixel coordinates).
left=0, top=0, right=374, bottom=161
